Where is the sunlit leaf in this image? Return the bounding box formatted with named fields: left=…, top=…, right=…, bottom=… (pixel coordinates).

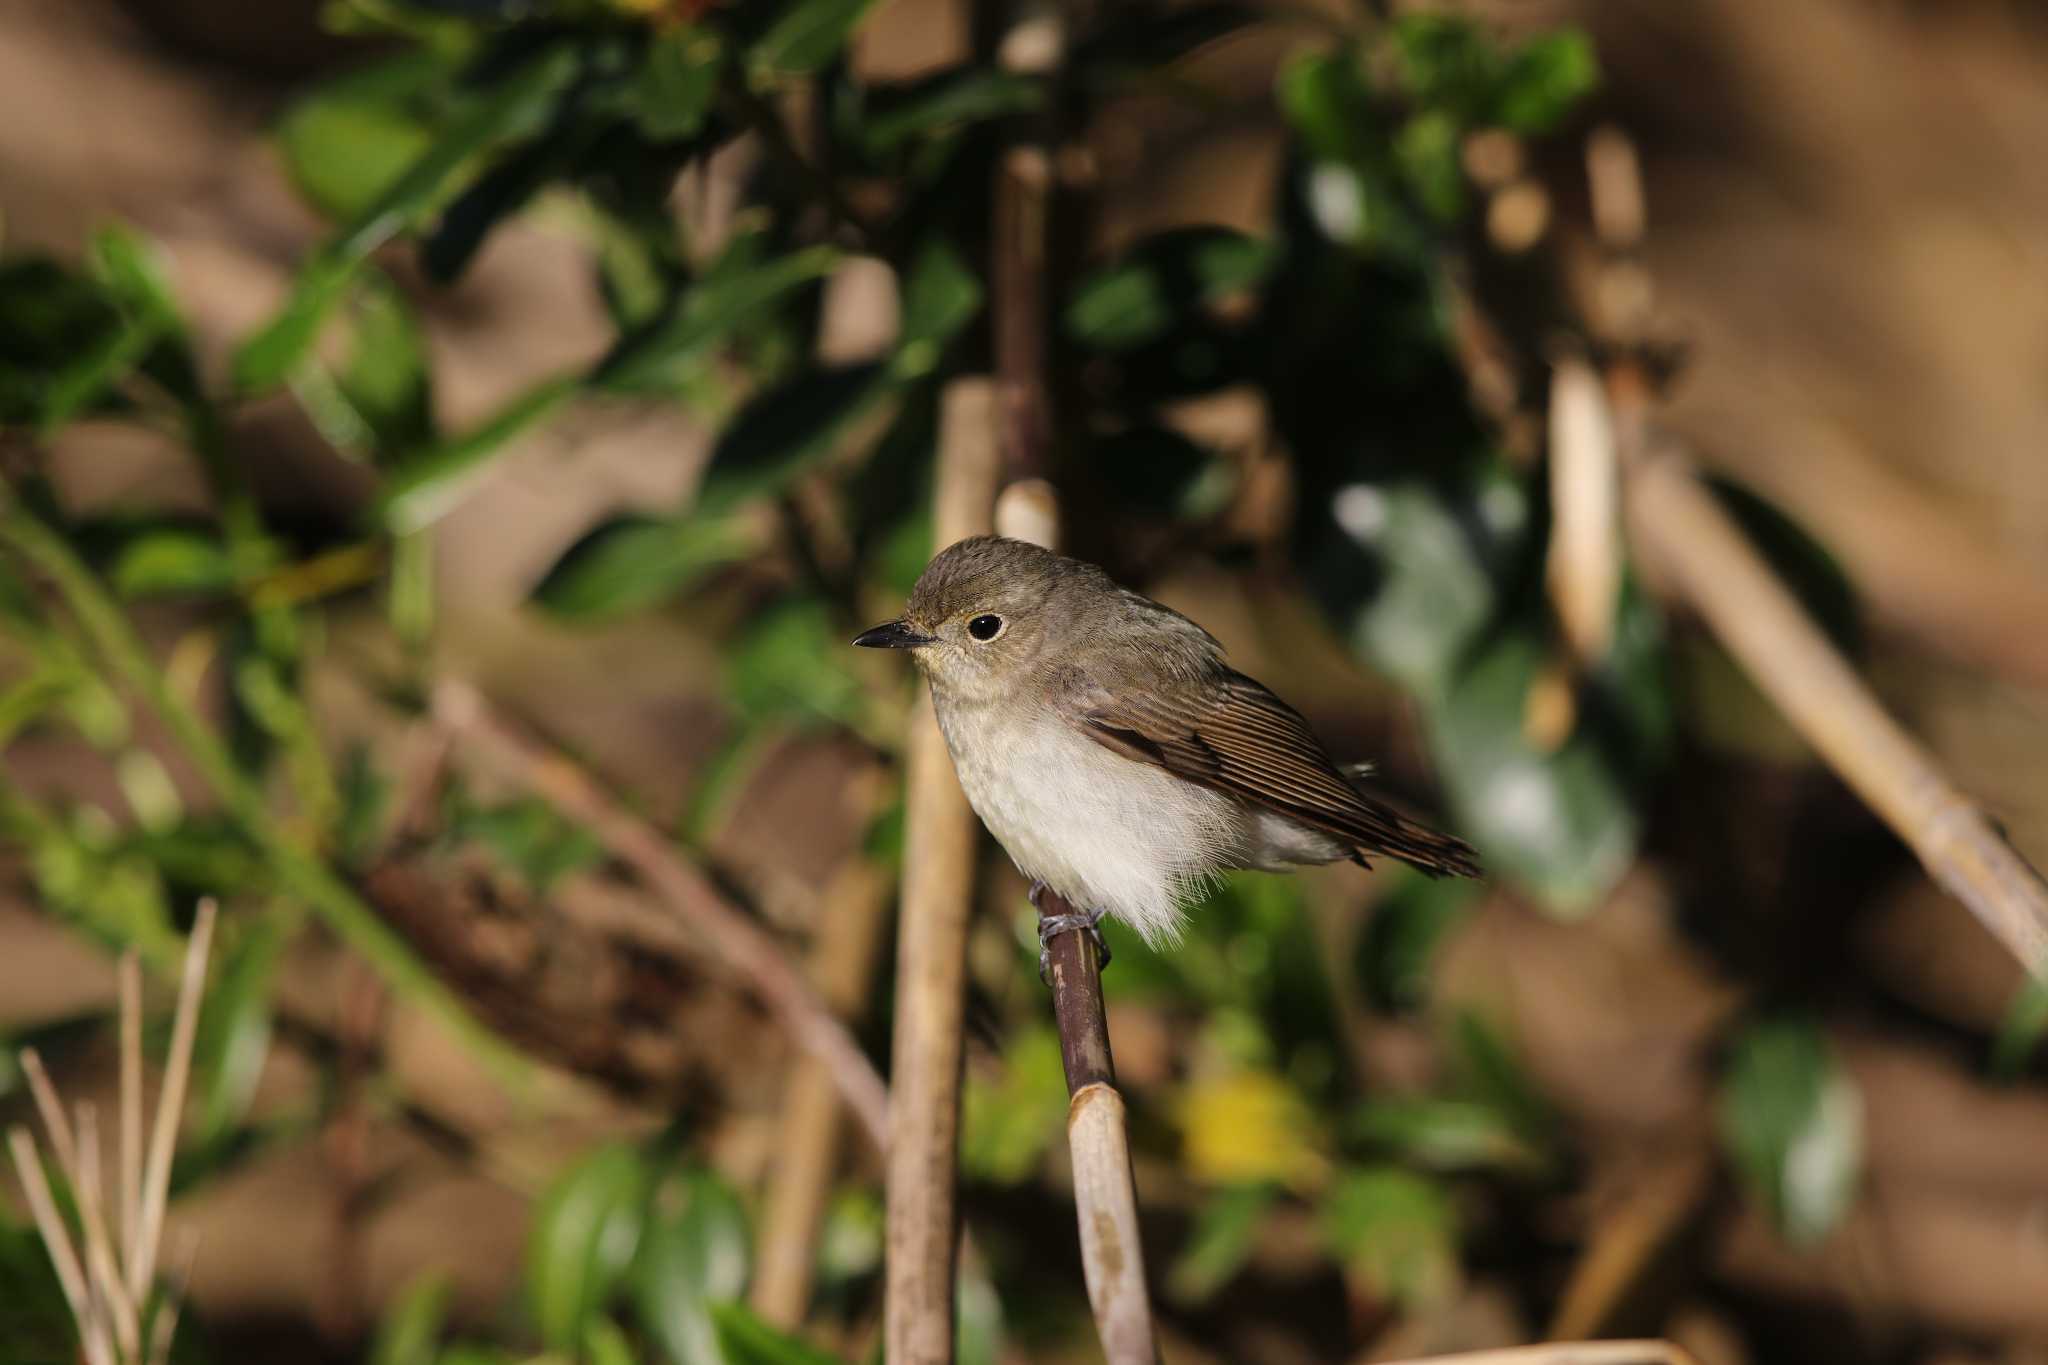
left=526, top=1142, right=650, bottom=1349
left=749, top=0, right=878, bottom=78
left=530, top=514, right=753, bottom=622
left=960, top=1023, right=1068, bottom=1183
left=1719, top=1016, right=1863, bottom=1245
left=632, top=1167, right=751, bottom=1365
left=109, top=528, right=236, bottom=599
left=1178, top=1069, right=1328, bottom=1189
left=1495, top=31, right=1599, bottom=134
left=277, top=51, right=448, bottom=223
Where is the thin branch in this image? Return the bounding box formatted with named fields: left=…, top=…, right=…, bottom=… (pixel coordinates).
left=1377, top=1344, right=1702, bottom=1365
left=884, top=377, right=1000, bottom=1365
left=18, top=1048, right=80, bottom=1181
left=993, top=145, right=1054, bottom=480
left=119, top=953, right=142, bottom=1272
left=75, top=1104, right=141, bottom=1361
left=1547, top=1145, right=1714, bottom=1341
left=1626, top=443, right=2048, bottom=973
left=8, top=1126, right=102, bottom=1365
left=431, top=678, right=891, bottom=1150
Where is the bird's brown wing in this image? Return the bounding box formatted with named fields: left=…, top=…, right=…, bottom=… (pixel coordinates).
left=1064, top=667, right=1482, bottom=878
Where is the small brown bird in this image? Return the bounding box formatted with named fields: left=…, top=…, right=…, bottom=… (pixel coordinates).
left=856, top=536, right=1481, bottom=960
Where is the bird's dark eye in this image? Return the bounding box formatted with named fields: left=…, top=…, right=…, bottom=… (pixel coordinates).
left=967, top=614, right=1003, bottom=641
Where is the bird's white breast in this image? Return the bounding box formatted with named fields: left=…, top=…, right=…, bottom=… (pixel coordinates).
left=932, top=698, right=1245, bottom=945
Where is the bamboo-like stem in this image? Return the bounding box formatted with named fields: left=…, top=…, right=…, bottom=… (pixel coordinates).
left=75, top=1104, right=141, bottom=1361
left=1038, top=889, right=1159, bottom=1365
left=1546, top=354, right=1622, bottom=663
left=431, top=679, right=892, bottom=1151
left=884, top=378, right=1000, bottom=1365
left=130, top=897, right=216, bottom=1303
left=752, top=854, right=892, bottom=1326
left=8, top=1126, right=103, bottom=1365
left=119, top=953, right=143, bottom=1269
left=0, top=495, right=531, bottom=1089
left=18, top=1048, right=80, bottom=1182
left=1626, top=445, right=2048, bottom=972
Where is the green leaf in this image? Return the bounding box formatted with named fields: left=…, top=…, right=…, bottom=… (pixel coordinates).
left=1320, top=1165, right=1459, bottom=1309
left=749, top=0, right=879, bottom=78
left=277, top=52, right=448, bottom=223
left=813, top=1187, right=883, bottom=1295
left=1719, top=1016, right=1863, bottom=1245
left=0, top=259, right=127, bottom=426
left=727, top=598, right=870, bottom=729
left=857, top=69, right=1043, bottom=156
left=961, top=1023, right=1067, bottom=1183
left=192, top=913, right=286, bottom=1147
left=1445, top=1011, right=1553, bottom=1145
left=585, top=1319, right=638, bottom=1365
left=370, top=1273, right=450, bottom=1365
left=530, top=513, right=752, bottom=622
left=334, top=274, right=434, bottom=456
left=955, top=1253, right=1005, bottom=1365
left=1065, top=226, right=1276, bottom=353
left=109, top=528, right=236, bottom=599
left=527, top=1142, right=651, bottom=1350
left=1168, top=1184, right=1275, bottom=1303
left=635, top=25, right=725, bottom=141
left=1427, top=629, right=1641, bottom=912
left=1350, top=1097, right=1546, bottom=1175
left=632, top=1167, right=751, bottom=1365
left=445, top=791, right=603, bottom=892
left=696, top=363, right=892, bottom=513
left=237, top=42, right=583, bottom=393
left=1495, top=31, right=1599, bottom=134
left=710, top=1301, right=847, bottom=1365
left=893, top=241, right=982, bottom=371
left=1355, top=870, right=1480, bottom=1012
left=594, top=245, right=840, bottom=394
left=379, top=373, right=579, bottom=533
left=1991, top=973, right=2048, bottom=1080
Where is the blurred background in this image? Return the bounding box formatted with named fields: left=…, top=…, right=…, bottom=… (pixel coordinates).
left=4, top=0, right=2048, bottom=1361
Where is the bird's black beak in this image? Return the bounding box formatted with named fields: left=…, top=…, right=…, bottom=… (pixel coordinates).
left=852, top=619, right=935, bottom=649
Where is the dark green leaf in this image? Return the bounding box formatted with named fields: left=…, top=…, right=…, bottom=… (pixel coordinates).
left=1355, top=870, right=1480, bottom=1012
left=635, top=26, right=725, bottom=141
left=1168, top=1184, right=1275, bottom=1303
left=632, top=1167, right=750, bottom=1365
left=446, top=791, right=603, bottom=892
left=337, top=275, right=434, bottom=455
left=893, top=241, right=982, bottom=370
left=711, top=1301, right=848, bottom=1365
left=380, top=373, right=579, bottom=533
left=237, top=42, right=583, bottom=392
left=696, top=363, right=892, bottom=514
left=1446, top=1011, right=1553, bottom=1144
left=1719, top=1016, right=1862, bottom=1245
left=192, top=914, right=285, bottom=1147
left=594, top=245, right=840, bottom=394
left=857, top=69, right=1042, bottom=156
left=956, top=1254, right=1004, bottom=1365
left=109, top=528, right=236, bottom=599
left=1066, top=226, right=1275, bottom=353
left=749, top=0, right=878, bottom=78
left=422, top=127, right=588, bottom=284
left=530, top=514, right=752, bottom=622
left=526, top=1142, right=650, bottom=1349
left=370, top=1273, right=450, bottom=1365
left=1992, top=974, right=2048, bottom=1080
left=1321, top=1165, right=1459, bottom=1309
left=0, top=259, right=127, bottom=426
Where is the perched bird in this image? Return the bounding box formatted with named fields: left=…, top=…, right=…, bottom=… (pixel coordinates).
left=855, top=536, right=1481, bottom=963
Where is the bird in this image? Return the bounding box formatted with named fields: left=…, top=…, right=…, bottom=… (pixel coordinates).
left=854, top=535, right=1481, bottom=967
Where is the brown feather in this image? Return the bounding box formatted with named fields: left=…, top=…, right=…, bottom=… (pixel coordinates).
left=1068, top=668, right=1483, bottom=879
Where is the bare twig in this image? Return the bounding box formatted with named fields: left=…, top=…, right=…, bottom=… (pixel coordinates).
left=431, top=679, right=891, bottom=1150
left=131, top=897, right=215, bottom=1302
left=1547, top=1145, right=1714, bottom=1341
left=884, top=377, right=1000, bottom=1365
left=18, top=1048, right=80, bottom=1181
left=1626, top=444, right=2048, bottom=973
left=8, top=1126, right=104, bottom=1365
left=76, top=1104, right=141, bottom=1361
left=119, top=953, right=142, bottom=1268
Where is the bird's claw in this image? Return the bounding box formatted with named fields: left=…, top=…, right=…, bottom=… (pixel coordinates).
left=1036, top=904, right=1111, bottom=985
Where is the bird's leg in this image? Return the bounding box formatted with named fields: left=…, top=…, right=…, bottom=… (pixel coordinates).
left=1032, top=884, right=1111, bottom=983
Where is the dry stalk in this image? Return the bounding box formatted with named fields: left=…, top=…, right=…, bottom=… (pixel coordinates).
left=1546, top=354, right=1622, bottom=664
left=8, top=903, right=215, bottom=1365
left=1626, top=444, right=2048, bottom=972
left=1546, top=1145, right=1714, bottom=1341
left=430, top=678, right=891, bottom=1149
left=883, top=377, right=1000, bottom=1364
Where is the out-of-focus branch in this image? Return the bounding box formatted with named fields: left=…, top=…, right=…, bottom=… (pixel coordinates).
left=1377, top=1344, right=1701, bottom=1365
left=1625, top=444, right=2048, bottom=972
left=431, top=679, right=891, bottom=1148
left=884, top=378, right=999, bottom=1365
left=1546, top=1145, right=1714, bottom=1341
